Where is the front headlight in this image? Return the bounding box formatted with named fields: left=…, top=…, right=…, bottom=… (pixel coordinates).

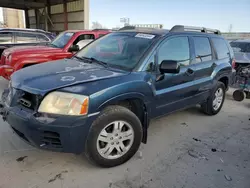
left=38, top=91, right=89, bottom=116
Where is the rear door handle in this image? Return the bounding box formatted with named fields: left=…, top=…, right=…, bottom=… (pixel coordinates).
left=185, top=68, right=194, bottom=76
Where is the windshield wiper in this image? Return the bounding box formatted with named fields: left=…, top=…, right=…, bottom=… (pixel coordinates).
left=82, top=57, right=108, bottom=68
left=73, top=56, right=86, bottom=62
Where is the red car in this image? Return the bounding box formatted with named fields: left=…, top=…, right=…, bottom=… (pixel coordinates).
left=0, top=29, right=110, bottom=80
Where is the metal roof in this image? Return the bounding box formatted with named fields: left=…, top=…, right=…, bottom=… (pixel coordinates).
left=0, top=0, right=76, bottom=9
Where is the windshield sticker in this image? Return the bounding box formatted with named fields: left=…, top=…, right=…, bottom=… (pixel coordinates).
left=135, top=33, right=155, bottom=39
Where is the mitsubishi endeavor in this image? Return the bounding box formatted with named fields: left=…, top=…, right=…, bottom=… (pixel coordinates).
left=0, top=25, right=233, bottom=167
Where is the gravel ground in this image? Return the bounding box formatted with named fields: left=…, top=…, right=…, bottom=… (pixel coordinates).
left=0, top=78, right=249, bottom=188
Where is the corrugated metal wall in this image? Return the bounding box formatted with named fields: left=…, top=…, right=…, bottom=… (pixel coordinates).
left=28, top=0, right=89, bottom=33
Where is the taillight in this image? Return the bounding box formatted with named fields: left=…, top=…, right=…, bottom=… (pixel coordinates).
left=232, top=58, right=236, bottom=69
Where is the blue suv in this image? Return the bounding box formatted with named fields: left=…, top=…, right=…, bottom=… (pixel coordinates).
left=0, top=25, right=233, bottom=167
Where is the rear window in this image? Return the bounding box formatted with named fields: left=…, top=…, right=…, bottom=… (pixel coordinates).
left=212, top=38, right=230, bottom=59
left=230, top=41, right=250, bottom=53
left=193, top=37, right=212, bottom=63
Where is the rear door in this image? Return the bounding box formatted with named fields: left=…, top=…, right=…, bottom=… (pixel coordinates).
left=191, top=36, right=215, bottom=102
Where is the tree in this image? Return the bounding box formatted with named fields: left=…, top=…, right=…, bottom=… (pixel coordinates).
left=92, top=21, right=106, bottom=29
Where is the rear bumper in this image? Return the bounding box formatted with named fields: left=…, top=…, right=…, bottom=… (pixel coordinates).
left=0, top=65, right=13, bottom=80
left=0, top=102, right=99, bottom=154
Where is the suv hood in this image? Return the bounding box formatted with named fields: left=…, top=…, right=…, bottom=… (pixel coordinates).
left=4, top=45, right=62, bottom=55
left=11, top=59, right=129, bottom=95
left=234, top=52, right=250, bottom=63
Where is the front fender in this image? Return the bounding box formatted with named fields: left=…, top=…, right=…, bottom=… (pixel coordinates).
left=98, top=92, right=147, bottom=111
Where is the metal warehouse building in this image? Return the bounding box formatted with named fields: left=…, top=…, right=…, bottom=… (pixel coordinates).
left=0, top=0, right=89, bottom=33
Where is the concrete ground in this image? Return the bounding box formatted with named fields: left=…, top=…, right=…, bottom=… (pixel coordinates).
left=0, top=78, right=249, bottom=188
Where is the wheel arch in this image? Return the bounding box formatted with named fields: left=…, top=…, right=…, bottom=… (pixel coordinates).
left=98, top=92, right=150, bottom=144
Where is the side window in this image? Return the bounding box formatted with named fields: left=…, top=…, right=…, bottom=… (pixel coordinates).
left=73, top=34, right=95, bottom=45
left=0, top=32, right=13, bottom=44
left=37, top=34, right=49, bottom=42
left=158, top=37, right=190, bottom=66
left=193, top=37, right=212, bottom=63
left=212, top=38, right=230, bottom=59
left=16, top=32, right=37, bottom=43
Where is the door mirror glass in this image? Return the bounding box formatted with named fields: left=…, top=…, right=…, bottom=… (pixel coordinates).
left=68, top=44, right=79, bottom=52
left=160, top=60, right=180, bottom=74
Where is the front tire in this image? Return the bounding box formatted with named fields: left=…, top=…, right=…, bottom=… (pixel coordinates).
left=85, top=105, right=142, bottom=167
left=201, top=81, right=226, bottom=115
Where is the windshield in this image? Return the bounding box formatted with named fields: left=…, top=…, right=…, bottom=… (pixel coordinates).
left=75, top=32, right=157, bottom=70
left=50, top=32, right=75, bottom=48
left=230, top=42, right=250, bottom=53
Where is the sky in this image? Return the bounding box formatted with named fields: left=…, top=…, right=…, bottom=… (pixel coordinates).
left=90, top=0, right=250, bottom=32
left=0, top=0, right=249, bottom=32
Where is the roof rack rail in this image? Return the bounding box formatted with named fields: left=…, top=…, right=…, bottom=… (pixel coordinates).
left=119, top=26, right=162, bottom=31
left=170, top=25, right=221, bottom=35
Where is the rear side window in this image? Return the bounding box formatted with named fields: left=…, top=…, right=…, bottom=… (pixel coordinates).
left=0, top=32, right=13, bottom=44
left=212, top=38, right=230, bottom=59
left=193, top=37, right=212, bottom=63
left=16, top=32, right=37, bottom=43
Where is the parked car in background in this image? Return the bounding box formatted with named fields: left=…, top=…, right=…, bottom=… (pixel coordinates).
left=0, top=28, right=55, bottom=56
left=0, top=29, right=110, bottom=80
left=230, top=39, right=250, bottom=71
left=0, top=25, right=233, bottom=167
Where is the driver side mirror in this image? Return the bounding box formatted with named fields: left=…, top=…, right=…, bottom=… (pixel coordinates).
left=68, top=44, right=79, bottom=52
left=160, top=60, right=180, bottom=74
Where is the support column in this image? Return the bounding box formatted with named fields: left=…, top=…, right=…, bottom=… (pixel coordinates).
left=63, top=0, right=68, bottom=30
left=24, top=9, right=30, bottom=28
left=83, top=0, right=89, bottom=29
left=35, top=9, right=40, bottom=29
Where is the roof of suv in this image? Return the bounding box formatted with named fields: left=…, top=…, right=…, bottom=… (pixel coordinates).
left=118, top=25, right=222, bottom=37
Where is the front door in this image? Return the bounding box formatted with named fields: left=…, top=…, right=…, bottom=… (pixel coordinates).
left=152, top=36, right=197, bottom=117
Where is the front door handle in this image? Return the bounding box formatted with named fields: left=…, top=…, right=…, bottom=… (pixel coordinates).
left=185, top=68, right=194, bottom=76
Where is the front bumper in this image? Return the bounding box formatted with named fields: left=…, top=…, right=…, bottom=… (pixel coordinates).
left=0, top=103, right=99, bottom=154
left=0, top=65, right=14, bottom=80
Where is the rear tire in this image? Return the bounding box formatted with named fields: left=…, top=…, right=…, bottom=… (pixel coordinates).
left=85, top=105, right=142, bottom=167
left=201, top=81, right=226, bottom=115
